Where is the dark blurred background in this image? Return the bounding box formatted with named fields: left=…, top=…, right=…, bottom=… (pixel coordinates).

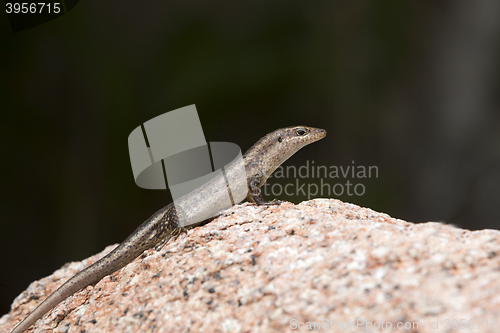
left=1, top=0, right=500, bottom=316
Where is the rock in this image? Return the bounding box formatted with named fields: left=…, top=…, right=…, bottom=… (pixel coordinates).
left=2, top=199, right=500, bottom=332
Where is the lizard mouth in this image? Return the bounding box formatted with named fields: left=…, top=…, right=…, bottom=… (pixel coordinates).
left=309, top=127, right=327, bottom=141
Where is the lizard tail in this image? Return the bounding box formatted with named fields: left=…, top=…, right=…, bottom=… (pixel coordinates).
left=10, top=262, right=103, bottom=333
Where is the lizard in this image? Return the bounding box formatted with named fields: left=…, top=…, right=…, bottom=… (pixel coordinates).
left=11, top=125, right=326, bottom=333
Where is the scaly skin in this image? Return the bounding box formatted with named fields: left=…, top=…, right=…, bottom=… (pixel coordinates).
left=11, top=126, right=326, bottom=333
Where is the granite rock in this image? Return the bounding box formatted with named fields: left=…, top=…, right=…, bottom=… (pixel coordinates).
left=2, top=199, right=500, bottom=332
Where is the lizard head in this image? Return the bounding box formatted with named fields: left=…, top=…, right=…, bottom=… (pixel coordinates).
left=244, top=126, right=327, bottom=182
left=274, top=126, right=327, bottom=150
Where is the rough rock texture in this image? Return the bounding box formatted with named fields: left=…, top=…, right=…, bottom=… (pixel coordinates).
left=2, top=198, right=500, bottom=333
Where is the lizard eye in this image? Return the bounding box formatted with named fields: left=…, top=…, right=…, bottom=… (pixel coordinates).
left=278, top=137, right=283, bottom=143
left=295, top=129, right=307, bottom=136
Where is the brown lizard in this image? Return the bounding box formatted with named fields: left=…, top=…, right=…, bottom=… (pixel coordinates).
left=11, top=126, right=326, bottom=333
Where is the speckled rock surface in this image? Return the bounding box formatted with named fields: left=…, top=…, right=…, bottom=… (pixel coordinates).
left=2, top=198, right=500, bottom=333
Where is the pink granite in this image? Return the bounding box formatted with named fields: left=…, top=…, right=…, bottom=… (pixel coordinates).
left=2, top=199, right=500, bottom=332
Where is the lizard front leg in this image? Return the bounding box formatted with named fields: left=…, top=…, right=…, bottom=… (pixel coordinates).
left=248, top=177, right=282, bottom=205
